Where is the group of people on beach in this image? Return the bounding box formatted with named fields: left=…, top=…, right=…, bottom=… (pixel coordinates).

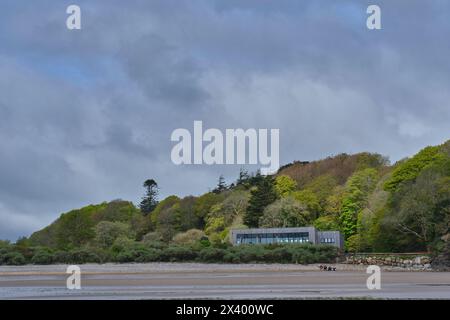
left=319, top=265, right=336, bottom=271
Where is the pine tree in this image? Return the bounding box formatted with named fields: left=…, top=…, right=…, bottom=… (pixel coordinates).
left=212, top=175, right=227, bottom=194
left=139, top=179, right=159, bottom=216
left=248, top=170, right=264, bottom=187
left=244, top=175, right=278, bottom=227
left=237, top=167, right=250, bottom=186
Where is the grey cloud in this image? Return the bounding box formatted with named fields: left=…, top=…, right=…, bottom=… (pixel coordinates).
left=1, top=0, right=450, bottom=240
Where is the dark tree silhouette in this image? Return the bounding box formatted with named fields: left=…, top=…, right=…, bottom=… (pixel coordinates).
left=139, top=179, right=159, bottom=215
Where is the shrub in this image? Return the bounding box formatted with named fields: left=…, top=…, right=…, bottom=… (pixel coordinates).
left=0, top=252, right=26, bottom=265
left=95, top=221, right=134, bottom=248
left=115, top=245, right=162, bottom=263
left=111, top=236, right=135, bottom=254
left=161, top=246, right=198, bottom=262
left=68, top=249, right=101, bottom=264
left=31, top=250, right=55, bottom=265
left=172, top=229, right=205, bottom=245
left=142, top=232, right=163, bottom=243
left=230, top=245, right=265, bottom=263
left=199, top=247, right=226, bottom=262
left=135, top=248, right=162, bottom=263
left=54, top=251, right=72, bottom=264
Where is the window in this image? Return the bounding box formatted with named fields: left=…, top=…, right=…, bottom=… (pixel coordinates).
left=320, top=237, right=335, bottom=244
left=236, top=231, right=309, bottom=245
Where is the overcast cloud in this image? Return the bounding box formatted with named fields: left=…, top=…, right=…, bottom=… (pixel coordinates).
left=1, top=0, right=449, bottom=240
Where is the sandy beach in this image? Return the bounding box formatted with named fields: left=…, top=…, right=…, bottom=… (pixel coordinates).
left=1, top=263, right=449, bottom=299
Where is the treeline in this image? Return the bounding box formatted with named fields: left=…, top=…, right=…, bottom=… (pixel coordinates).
left=1, top=139, right=449, bottom=265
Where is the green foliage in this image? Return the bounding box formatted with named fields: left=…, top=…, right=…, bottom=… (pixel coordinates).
left=274, top=175, right=297, bottom=197
left=346, top=234, right=362, bottom=252
left=303, top=174, right=338, bottom=208
left=259, top=197, right=311, bottom=228
left=0, top=240, right=11, bottom=248
left=199, top=247, right=227, bottom=262
left=139, top=179, right=159, bottom=215
left=95, top=221, right=133, bottom=248
left=382, top=164, right=450, bottom=251
left=142, top=232, right=162, bottom=243
left=205, top=216, right=225, bottom=235
left=172, top=229, right=205, bottom=245
left=150, top=195, right=180, bottom=226
left=384, top=146, right=443, bottom=192
left=193, top=192, right=225, bottom=229
left=174, top=196, right=201, bottom=231
left=212, top=175, right=228, bottom=194
left=33, top=250, right=57, bottom=265
left=340, top=168, right=379, bottom=239
left=16, top=139, right=450, bottom=261
left=28, top=201, right=144, bottom=250
left=292, top=190, right=321, bottom=218
left=236, top=168, right=251, bottom=188
left=93, top=200, right=141, bottom=223
left=224, top=244, right=337, bottom=264
left=314, top=215, right=340, bottom=231
left=204, top=190, right=249, bottom=242
left=0, top=251, right=26, bottom=265
left=54, top=208, right=96, bottom=249
left=244, top=176, right=277, bottom=227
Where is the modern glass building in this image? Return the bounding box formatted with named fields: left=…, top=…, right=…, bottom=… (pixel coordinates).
left=230, top=227, right=344, bottom=249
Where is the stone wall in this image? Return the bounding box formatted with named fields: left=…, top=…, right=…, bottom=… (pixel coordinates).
left=343, top=254, right=432, bottom=270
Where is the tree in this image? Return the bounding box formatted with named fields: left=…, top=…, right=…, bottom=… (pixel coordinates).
left=259, top=197, right=311, bottom=228
left=314, top=215, right=340, bottom=231
left=274, top=175, right=297, bottom=197
left=193, top=192, right=225, bottom=228
left=212, top=175, right=227, bottom=194
left=244, top=176, right=277, bottom=227
left=150, top=195, right=180, bottom=225
left=386, top=168, right=450, bottom=249
left=157, top=206, right=178, bottom=242
left=236, top=168, right=250, bottom=187
left=205, top=190, right=250, bottom=228
left=95, top=221, right=133, bottom=248
left=55, top=208, right=96, bottom=249
left=340, top=168, right=378, bottom=239
left=172, top=229, right=205, bottom=245
left=293, top=190, right=321, bottom=219
left=174, top=196, right=201, bottom=231
left=384, top=146, right=443, bottom=192
left=140, top=179, right=159, bottom=215
left=248, top=170, right=264, bottom=187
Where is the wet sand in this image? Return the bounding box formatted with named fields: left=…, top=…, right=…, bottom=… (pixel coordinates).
left=0, top=263, right=449, bottom=299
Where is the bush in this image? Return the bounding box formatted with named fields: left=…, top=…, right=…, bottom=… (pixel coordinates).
left=161, top=246, right=198, bottom=262
left=172, top=229, right=205, bottom=245
left=114, top=245, right=163, bottom=263
left=95, top=221, right=134, bottom=248
left=111, top=236, right=135, bottom=254
left=31, top=250, right=55, bottom=265
left=142, top=232, right=163, bottom=243
left=199, top=247, right=226, bottom=262
left=229, top=245, right=265, bottom=263
left=68, top=249, right=101, bottom=264
left=0, top=252, right=26, bottom=265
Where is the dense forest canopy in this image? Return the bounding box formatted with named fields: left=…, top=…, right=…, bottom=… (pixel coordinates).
left=1, top=140, right=449, bottom=265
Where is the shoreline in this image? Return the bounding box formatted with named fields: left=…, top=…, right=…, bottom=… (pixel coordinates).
left=0, top=262, right=441, bottom=275
left=1, top=263, right=449, bottom=299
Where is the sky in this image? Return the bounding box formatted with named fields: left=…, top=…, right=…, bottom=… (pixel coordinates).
left=1, top=0, right=450, bottom=241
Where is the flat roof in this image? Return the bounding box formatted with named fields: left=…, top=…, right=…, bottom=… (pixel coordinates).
left=231, top=226, right=316, bottom=234
left=231, top=227, right=341, bottom=234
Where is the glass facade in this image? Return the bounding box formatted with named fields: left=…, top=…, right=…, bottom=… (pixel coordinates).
left=236, top=232, right=310, bottom=245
